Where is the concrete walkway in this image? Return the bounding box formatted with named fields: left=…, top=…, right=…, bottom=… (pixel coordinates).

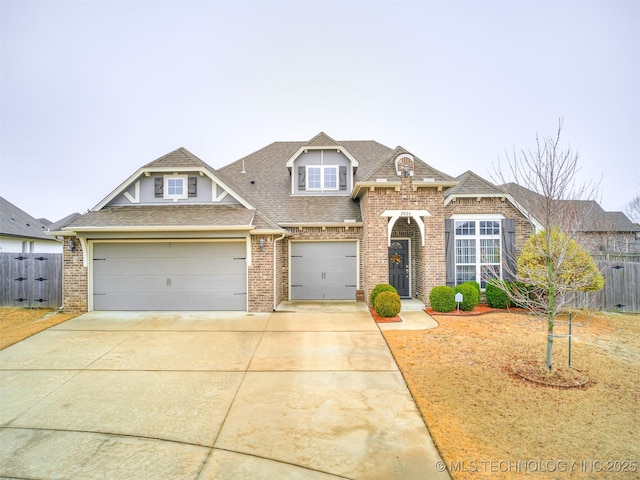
left=0, top=304, right=448, bottom=479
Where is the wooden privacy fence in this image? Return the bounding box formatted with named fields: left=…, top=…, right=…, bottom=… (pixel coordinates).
left=578, top=260, right=640, bottom=313
left=0, top=253, right=62, bottom=308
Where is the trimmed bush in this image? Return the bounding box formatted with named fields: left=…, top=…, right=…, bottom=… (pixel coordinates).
left=369, top=283, right=398, bottom=306
left=429, top=286, right=456, bottom=313
left=467, top=280, right=481, bottom=297
left=374, top=291, right=401, bottom=318
left=454, top=282, right=480, bottom=311
left=486, top=279, right=510, bottom=309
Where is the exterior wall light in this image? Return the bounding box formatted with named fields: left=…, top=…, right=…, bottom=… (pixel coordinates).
left=68, top=239, right=76, bottom=252
left=403, top=164, right=410, bottom=178
left=259, top=238, right=265, bottom=251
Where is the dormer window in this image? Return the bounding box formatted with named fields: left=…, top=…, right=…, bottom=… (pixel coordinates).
left=307, top=166, right=338, bottom=191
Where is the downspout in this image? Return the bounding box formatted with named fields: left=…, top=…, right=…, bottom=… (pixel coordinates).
left=273, top=233, right=286, bottom=311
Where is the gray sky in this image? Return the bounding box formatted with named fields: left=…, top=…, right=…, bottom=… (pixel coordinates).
left=1, top=0, right=639, bottom=223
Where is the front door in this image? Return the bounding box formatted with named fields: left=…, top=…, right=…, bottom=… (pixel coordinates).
left=389, top=239, right=410, bottom=298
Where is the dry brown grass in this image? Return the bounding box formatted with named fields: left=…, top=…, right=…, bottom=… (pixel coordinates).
left=0, top=307, right=78, bottom=350
left=384, top=310, right=640, bottom=479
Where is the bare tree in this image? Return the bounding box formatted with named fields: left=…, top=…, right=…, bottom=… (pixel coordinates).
left=494, top=120, right=604, bottom=371
left=626, top=194, right=640, bottom=224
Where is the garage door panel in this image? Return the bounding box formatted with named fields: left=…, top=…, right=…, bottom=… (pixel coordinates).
left=290, top=242, right=357, bottom=300
left=93, top=242, right=246, bottom=311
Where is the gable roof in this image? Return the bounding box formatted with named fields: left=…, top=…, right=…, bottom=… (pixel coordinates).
left=445, top=170, right=505, bottom=198
left=306, top=131, right=340, bottom=147
left=142, top=147, right=214, bottom=170
left=362, top=146, right=455, bottom=183
left=501, top=183, right=640, bottom=233
left=92, top=147, right=254, bottom=212
left=0, top=196, right=58, bottom=241
left=283, top=132, right=361, bottom=171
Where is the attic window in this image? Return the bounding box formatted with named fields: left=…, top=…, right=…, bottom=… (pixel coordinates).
left=164, top=175, right=188, bottom=201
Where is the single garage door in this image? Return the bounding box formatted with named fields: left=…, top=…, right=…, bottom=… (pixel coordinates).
left=290, top=241, right=357, bottom=300
left=92, top=242, right=246, bottom=310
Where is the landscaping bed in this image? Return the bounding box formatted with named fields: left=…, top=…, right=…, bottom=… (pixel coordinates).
left=384, top=310, right=640, bottom=479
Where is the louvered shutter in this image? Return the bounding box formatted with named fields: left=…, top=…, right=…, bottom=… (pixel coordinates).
left=339, top=166, right=347, bottom=190
left=188, top=176, right=197, bottom=197
left=501, top=218, right=516, bottom=282
left=298, top=166, right=306, bottom=191
left=154, top=177, right=163, bottom=197
left=445, top=219, right=455, bottom=286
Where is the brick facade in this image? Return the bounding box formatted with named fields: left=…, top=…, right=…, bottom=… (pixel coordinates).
left=360, top=177, right=448, bottom=307
left=62, top=236, right=88, bottom=313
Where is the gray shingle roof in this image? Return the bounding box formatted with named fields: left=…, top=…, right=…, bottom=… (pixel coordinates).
left=143, top=147, right=216, bottom=170
left=362, top=146, right=454, bottom=182
left=445, top=170, right=504, bottom=197
left=67, top=205, right=255, bottom=229
left=217, top=137, right=388, bottom=224
left=0, top=196, right=54, bottom=240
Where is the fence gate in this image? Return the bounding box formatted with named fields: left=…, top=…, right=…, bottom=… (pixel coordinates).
left=0, top=253, right=62, bottom=308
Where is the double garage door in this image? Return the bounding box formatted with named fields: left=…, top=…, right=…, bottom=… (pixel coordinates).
left=290, top=241, right=358, bottom=300
left=92, top=242, right=246, bottom=311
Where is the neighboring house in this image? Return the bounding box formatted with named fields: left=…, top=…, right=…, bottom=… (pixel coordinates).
left=0, top=196, right=62, bottom=253
left=56, top=132, right=542, bottom=313
left=501, top=183, right=640, bottom=256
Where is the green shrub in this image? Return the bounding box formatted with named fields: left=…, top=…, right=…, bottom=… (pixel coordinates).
left=369, top=283, right=398, bottom=306
left=429, top=286, right=456, bottom=313
left=454, top=282, right=480, bottom=311
left=467, top=280, right=481, bottom=297
left=486, top=279, right=510, bottom=309
left=374, top=291, right=401, bottom=317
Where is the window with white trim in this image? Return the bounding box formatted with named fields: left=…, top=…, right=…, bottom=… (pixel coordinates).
left=306, top=165, right=338, bottom=191
left=164, top=175, right=188, bottom=201
left=455, top=219, right=501, bottom=288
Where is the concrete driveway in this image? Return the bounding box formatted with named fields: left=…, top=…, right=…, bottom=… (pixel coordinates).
left=0, top=303, right=448, bottom=479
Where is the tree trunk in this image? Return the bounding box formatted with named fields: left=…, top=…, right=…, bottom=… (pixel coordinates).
left=546, top=257, right=555, bottom=371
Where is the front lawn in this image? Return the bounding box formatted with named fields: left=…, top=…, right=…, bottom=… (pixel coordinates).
left=384, top=311, right=640, bottom=479
left=0, top=307, right=78, bottom=350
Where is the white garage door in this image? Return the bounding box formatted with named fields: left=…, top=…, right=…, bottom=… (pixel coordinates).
left=92, top=242, right=246, bottom=310
left=290, top=241, right=358, bottom=300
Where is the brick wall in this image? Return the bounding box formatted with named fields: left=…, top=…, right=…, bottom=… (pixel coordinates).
left=62, top=236, right=88, bottom=313
left=248, top=235, right=275, bottom=312
left=360, top=179, right=447, bottom=306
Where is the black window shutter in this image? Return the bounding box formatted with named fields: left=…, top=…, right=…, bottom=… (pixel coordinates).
left=445, top=219, right=455, bottom=286
left=298, top=166, right=306, bottom=191
left=339, top=166, right=347, bottom=190
left=501, top=218, right=516, bottom=282
left=188, top=176, right=197, bottom=197
left=154, top=177, right=163, bottom=197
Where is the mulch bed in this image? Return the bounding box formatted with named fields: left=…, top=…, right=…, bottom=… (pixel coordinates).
left=510, top=359, right=590, bottom=388
left=426, top=303, right=527, bottom=316
left=369, top=307, right=402, bottom=323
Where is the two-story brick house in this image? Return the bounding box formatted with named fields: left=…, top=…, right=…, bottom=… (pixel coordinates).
left=56, top=132, right=536, bottom=312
